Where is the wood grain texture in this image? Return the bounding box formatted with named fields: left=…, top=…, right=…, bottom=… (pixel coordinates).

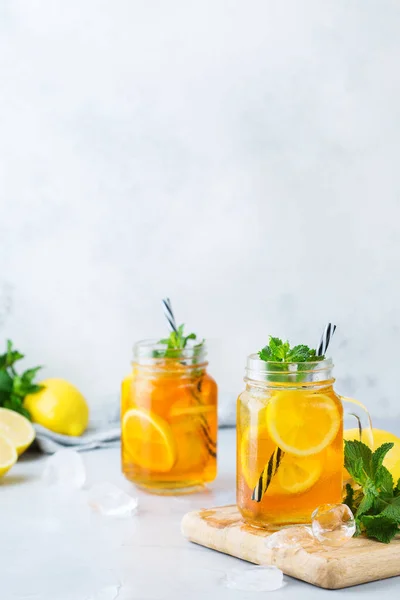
left=181, top=505, right=400, bottom=589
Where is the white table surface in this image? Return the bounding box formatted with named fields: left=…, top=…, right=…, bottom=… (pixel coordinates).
left=1, top=429, right=399, bottom=600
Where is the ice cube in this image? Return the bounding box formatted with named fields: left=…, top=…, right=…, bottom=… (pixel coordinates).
left=88, top=482, right=138, bottom=517
left=224, top=566, right=283, bottom=591
left=311, top=503, right=356, bottom=547
left=42, top=449, right=86, bottom=489
left=265, top=526, right=314, bottom=549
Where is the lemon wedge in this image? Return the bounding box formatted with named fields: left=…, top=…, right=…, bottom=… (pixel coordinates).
left=122, top=408, right=176, bottom=472
left=0, top=408, right=35, bottom=455
left=0, top=434, right=18, bottom=477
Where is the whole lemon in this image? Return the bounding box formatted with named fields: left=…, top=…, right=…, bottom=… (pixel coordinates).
left=24, top=378, right=89, bottom=436
left=344, top=428, right=400, bottom=481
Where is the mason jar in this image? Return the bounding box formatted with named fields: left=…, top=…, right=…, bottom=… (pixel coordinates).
left=237, top=355, right=372, bottom=527
left=121, top=340, right=217, bottom=494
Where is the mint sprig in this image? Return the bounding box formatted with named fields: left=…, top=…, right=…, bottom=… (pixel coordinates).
left=155, top=325, right=204, bottom=359
left=0, top=340, right=43, bottom=419
left=344, top=440, right=400, bottom=543
left=258, top=336, right=324, bottom=363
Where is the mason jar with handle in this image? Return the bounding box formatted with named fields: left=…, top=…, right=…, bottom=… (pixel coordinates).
left=237, top=356, right=372, bottom=528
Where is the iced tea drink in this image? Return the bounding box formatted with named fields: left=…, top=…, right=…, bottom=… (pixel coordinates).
left=122, top=339, right=217, bottom=493
left=237, top=350, right=371, bottom=527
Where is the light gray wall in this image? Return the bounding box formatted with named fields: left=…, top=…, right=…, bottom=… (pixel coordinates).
left=1, top=0, right=400, bottom=420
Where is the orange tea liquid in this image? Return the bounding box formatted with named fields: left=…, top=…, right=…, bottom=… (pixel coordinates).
left=122, top=360, right=217, bottom=493
left=237, top=384, right=343, bottom=527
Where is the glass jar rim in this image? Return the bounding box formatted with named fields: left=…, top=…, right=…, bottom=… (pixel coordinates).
left=245, top=354, right=334, bottom=384
left=133, top=338, right=207, bottom=364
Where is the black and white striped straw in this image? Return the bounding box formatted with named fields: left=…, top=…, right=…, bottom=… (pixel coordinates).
left=161, top=297, right=178, bottom=333
left=317, top=323, right=337, bottom=357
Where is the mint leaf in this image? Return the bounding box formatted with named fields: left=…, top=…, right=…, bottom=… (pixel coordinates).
left=381, top=497, right=400, bottom=523
left=0, top=340, right=43, bottom=418
left=344, top=483, right=355, bottom=513
left=0, top=340, right=24, bottom=370
left=372, top=443, right=394, bottom=476
left=156, top=325, right=202, bottom=359
left=0, top=369, right=13, bottom=393
left=375, top=465, right=394, bottom=496
left=269, top=337, right=283, bottom=351
left=259, top=346, right=273, bottom=361
left=185, top=333, right=197, bottom=342
left=356, top=488, right=375, bottom=518
left=258, top=336, right=323, bottom=363
left=353, top=457, right=367, bottom=483
left=273, top=345, right=287, bottom=360
left=344, top=440, right=372, bottom=484
left=361, top=515, right=399, bottom=543
left=12, top=372, right=44, bottom=399
left=287, top=345, right=314, bottom=362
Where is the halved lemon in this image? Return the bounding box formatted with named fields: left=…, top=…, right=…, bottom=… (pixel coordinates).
left=266, top=391, right=341, bottom=457
left=0, top=434, right=18, bottom=477
left=344, top=428, right=400, bottom=481
left=240, top=425, right=276, bottom=489
left=122, top=408, right=176, bottom=472
left=0, top=408, right=35, bottom=456
left=275, top=454, right=323, bottom=494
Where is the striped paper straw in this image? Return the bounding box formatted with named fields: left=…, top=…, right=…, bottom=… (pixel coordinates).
left=251, top=447, right=284, bottom=502
left=316, top=323, right=337, bottom=357
left=162, top=297, right=178, bottom=333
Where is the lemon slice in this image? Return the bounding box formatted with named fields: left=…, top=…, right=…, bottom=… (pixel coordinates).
left=240, top=425, right=276, bottom=489
left=276, top=454, right=323, bottom=494
left=122, top=408, right=176, bottom=472
left=266, top=392, right=341, bottom=457
left=0, top=434, right=18, bottom=477
left=0, top=408, right=35, bottom=456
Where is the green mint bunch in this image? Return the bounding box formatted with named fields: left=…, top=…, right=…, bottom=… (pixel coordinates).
left=155, top=325, right=204, bottom=359
left=344, top=440, right=400, bottom=543
left=258, top=336, right=324, bottom=363
left=0, top=340, right=43, bottom=419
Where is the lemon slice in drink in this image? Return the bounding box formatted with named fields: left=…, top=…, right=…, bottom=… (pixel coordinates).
left=122, top=408, right=176, bottom=472
left=0, top=408, right=35, bottom=456
left=0, top=435, right=18, bottom=477
left=276, top=454, right=323, bottom=494
left=266, top=392, right=341, bottom=457
left=240, top=425, right=276, bottom=489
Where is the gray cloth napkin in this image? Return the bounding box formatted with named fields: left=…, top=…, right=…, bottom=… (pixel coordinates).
left=34, top=423, right=121, bottom=454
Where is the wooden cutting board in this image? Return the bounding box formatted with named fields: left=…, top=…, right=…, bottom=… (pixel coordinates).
left=181, top=505, right=400, bottom=589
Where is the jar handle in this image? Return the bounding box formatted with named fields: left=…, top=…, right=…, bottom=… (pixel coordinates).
left=340, top=396, right=374, bottom=448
